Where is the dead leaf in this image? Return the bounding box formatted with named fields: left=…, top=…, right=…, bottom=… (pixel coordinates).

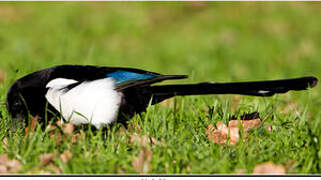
left=63, top=123, right=74, bottom=136
left=0, top=154, right=23, bottom=174
left=228, top=119, right=261, bottom=131
left=206, top=117, right=262, bottom=145
left=206, top=122, right=238, bottom=145
left=39, top=153, right=55, bottom=166
left=46, top=124, right=57, bottom=132
left=60, top=150, right=72, bottom=163
left=228, top=126, right=240, bottom=144
left=55, top=120, right=74, bottom=136
left=48, top=122, right=79, bottom=145
left=71, top=132, right=85, bottom=144
left=132, top=147, right=152, bottom=173
left=25, top=116, right=38, bottom=134
left=56, top=120, right=63, bottom=127
left=130, top=133, right=158, bottom=147
left=253, top=162, right=286, bottom=175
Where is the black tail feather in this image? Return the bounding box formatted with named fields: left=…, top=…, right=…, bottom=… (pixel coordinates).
left=151, top=76, right=318, bottom=104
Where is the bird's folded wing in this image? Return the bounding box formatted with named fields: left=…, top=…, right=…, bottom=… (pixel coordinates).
left=106, top=70, right=187, bottom=90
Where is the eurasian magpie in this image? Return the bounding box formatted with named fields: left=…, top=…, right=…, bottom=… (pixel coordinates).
left=6, top=65, right=318, bottom=129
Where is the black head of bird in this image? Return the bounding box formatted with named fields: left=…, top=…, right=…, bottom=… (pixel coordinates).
left=6, top=65, right=318, bottom=129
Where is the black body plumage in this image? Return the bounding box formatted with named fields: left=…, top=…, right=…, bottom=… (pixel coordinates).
left=6, top=65, right=318, bottom=129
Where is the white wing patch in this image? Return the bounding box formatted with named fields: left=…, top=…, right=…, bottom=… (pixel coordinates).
left=45, top=78, right=122, bottom=129
left=258, top=90, right=270, bottom=94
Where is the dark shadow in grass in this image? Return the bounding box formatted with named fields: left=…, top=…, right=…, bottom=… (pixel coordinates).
left=230, top=112, right=260, bottom=121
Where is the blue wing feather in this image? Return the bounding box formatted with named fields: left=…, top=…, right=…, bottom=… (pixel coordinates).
left=107, top=70, right=156, bottom=84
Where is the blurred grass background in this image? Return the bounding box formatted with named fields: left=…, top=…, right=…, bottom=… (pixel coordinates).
left=0, top=2, right=320, bottom=174
left=0, top=3, right=320, bottom=80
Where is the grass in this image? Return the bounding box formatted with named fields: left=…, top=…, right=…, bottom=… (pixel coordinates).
left=0, top=2, right=321, bottom=174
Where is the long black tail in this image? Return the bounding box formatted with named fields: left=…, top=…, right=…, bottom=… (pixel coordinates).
left=151, top=76, right=318, bottom=104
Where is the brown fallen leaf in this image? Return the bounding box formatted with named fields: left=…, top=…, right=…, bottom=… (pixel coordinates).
left=71, top=131, right=85, bottom=144
left=55, top=120, right=75, bottom=136
left=39, top=153, right=55, bottom=166
left=229, top=126, right=240, bottom=144
left=253, top=161, right=286, bottom=175
left=0, top=154, right=23, bottom=174
left=206, top=122, right=238, bottom=145
left=63, top=123, right=74, bottom=136
left=206, top=117, right=262, bottom=145
left=132, top=147, right=152, bottom=173
left=231, top=112, right=271, bottom=132
left=46, top=124, right=57, bottom=132
left=60, top=150, right=72, bottom=163
left=48, top=121, right=79, bottom=145
left=71, top=133, right=80, bottom=144
left=228, top=119, right=261, bottom=131
left=48, top=126, right=83, bottom=146
left=130, top=133, right=158, bottom=147
left=56, top=120, right=63, bottom=127
left=25, top=116, right=38, bottom=134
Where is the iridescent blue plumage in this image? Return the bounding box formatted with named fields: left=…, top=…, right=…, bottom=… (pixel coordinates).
left=107, top=70, right=156, bottom=84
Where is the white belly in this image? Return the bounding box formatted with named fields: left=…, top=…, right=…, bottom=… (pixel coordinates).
left=45, top=78, right=122, bottom=129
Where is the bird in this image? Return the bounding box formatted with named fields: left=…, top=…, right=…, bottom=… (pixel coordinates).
left=6, top=65, right=318, bottom=129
